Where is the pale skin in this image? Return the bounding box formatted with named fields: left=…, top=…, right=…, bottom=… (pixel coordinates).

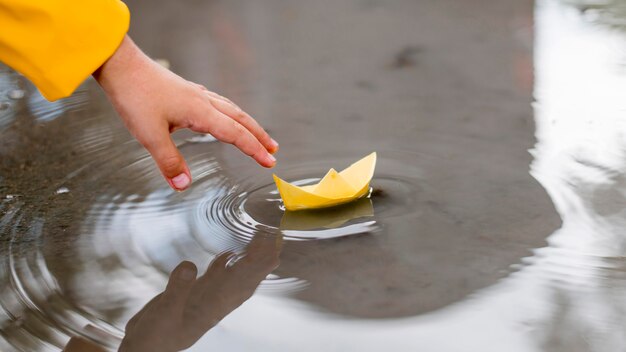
left=93, top=35, right=278, bottom=191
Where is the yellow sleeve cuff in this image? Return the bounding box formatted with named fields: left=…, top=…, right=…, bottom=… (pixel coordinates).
left=0, top=0, right=130, bottom=101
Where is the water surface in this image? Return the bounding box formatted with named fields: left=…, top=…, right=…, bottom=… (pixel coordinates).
left=2, top=0, right=624, bottom=351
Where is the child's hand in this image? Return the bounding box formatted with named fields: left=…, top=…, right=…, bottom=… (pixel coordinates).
left=94, top=36, right=278, bottom=191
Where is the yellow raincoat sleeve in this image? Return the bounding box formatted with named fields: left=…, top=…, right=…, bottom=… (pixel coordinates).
left=0, top=0, right=130, bottom=101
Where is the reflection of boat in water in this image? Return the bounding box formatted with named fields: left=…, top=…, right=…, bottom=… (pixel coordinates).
left=280, top=197, right=374, bottom=231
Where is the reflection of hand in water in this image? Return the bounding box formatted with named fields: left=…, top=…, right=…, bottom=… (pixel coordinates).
left=118, top=234, right=282, bottom=352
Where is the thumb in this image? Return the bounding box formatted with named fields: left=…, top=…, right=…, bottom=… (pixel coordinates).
left=161, top=261, right=198, bottom=311
left=142, top=129, right=192, bottom=191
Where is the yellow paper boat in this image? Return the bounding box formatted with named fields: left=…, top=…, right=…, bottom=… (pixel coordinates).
left=273, top=152, right=377, bottom=211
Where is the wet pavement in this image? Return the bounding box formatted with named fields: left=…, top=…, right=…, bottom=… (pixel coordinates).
left=2, top=0, right=625, bottom=351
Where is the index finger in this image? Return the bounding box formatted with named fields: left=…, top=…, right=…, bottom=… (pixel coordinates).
left=208, top=97, right=279, bottom=154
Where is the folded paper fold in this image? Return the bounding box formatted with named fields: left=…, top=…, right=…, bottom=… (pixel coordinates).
left=273, top=152, right=377, bottom=211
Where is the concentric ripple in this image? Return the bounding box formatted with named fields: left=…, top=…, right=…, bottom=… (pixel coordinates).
left=84, top=149, right=423, bottom=270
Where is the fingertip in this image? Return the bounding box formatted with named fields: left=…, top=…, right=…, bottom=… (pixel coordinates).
left=268, top=138, right=279, bottom=154
left=144, top=132, right=192, bottom=191
left=263, top=153, right=277, bottom=168
left=175, top=261, right=198, bottom=281
left=168, top=172, right=191, bottom=191
left=210, top=251, right=236, bottom=269
left=165, top=261, right=197, bottom=292
left=162, top=261, right=197, bottom=306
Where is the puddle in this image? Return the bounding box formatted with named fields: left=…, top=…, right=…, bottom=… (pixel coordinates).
left=4, top=0, right=626, bottom=350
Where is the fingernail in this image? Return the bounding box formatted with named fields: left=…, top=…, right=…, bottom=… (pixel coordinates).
left=171, top=173, right=190, bottom=190
left=270, top=139, right=279, bottom=151
left=268, top=153, right=276, bottom=165
left=180, top=267, right=195, bottom=281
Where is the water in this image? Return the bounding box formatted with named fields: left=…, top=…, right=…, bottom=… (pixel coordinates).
left=2, top=0, right=626, bottom=350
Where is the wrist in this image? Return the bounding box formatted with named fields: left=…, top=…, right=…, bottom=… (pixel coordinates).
left=93, top=35, right=146, bottom=97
